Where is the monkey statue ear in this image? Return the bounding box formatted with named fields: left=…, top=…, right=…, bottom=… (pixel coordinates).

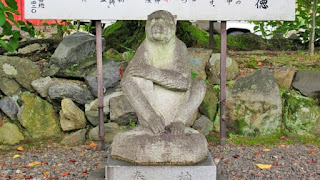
left=174, top=15, right=177, bottom=25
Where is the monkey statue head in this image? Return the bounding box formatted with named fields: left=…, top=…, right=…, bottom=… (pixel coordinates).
left=146, top=10, right=177, bottom=44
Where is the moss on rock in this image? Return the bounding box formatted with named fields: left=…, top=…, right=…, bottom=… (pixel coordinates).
left=0, top=122, right=24, bottom=145
left=17, top=93, right=61, bottom=139
left=282, top=90, right=320, bottom=136
left=103, top=20, right=210, bottom=53
left=199, top=86, right=218, bottom=122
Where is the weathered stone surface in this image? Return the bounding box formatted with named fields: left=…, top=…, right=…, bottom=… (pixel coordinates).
left=292, top=69, right=320, bottom=98
left=208, top=53, right=239, bottom=85
left=48, top=80, right=94, bottom=105
left=273, top=67, right=297, bottom=90
left=86, top=91, right=123, bottom=115
left=199, top=86, right=219, bottom=122
left=60, top=99, right=86, bottom=131
left=85, top=60, right=122, bottom=96
left=312, top=118, right=320, bottom=136
left=114, top=10, right=207, bottom=165
left=0, top=97, right=19, bottom=120
left=60, top=129, right=86, bottom=145
left=50, top=32, right=105, bottom=68
left=188, top=48, right=212, bottom=80
left=282, top=92, right=320, bottom=135
left=85, top=91, right=123, bottom=126
left=0, top=78, right=21, bottom=96
left=17, top=43, right=49, bottom=55
left=88, top=123, right=121, bottom=144
left=121, top=10, right=207, bottom=136
left=57, top=56, right=97, bottom=78
left=17, top=93, right=61, bottom=139
left=193, top=115, right=213, bottom=136
left=84, top=111, right=108, bottom=127
left=110, top=95, right=137, bottom=126
left=0, top=123, right=24, bottom=145
left=111, top=126, right=208, bottom=165
left=0, top=56, right=41, bottom=91
left=31, top=77, right=54, bottom=98
left=226, top=69, right=282, bottom=135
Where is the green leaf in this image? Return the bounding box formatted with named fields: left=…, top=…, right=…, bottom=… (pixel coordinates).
left=0, top=39, right=9, bottom=50
left=5, top=12, right=19, bottom=28
left=12, top=30, right=20, bottom=39
left=5, top=0, right=18, bottom=11
left=2, top=21, right=12, bottom=35
left=0, top=2, right=5, bottom=11
left=21, top=26, right=35, bottom=37
left=9, top=36, right=19, bottom=50
left=17, top=20, right=25, bottom=25
left=0, top=12, right=6, bottom=26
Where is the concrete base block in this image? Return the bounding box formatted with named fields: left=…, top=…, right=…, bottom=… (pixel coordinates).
left=106, top=151, right=216, bottom=180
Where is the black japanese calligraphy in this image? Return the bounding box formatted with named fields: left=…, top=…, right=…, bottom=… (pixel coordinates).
left=210, top=0, right=215, bottom=7
left=256, top=0, right=268, bottom=9
left=133, top=171, right=145, bottom=180
left=179, top=172, right=192, bottom=180
left=227, top=0, right=241, bottom=5
left=31, top=0, right=45, bottom=13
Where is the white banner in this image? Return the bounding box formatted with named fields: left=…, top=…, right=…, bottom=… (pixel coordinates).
left=25, top=0, right=295, bottom=21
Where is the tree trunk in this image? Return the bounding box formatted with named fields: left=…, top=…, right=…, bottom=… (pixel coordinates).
left=309, top=0, right=318, bottom=56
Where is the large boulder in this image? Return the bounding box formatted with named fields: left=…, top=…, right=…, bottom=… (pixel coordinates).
left=50, top=32, right=105, bottom=69
left=60, top=129, right=86, bottom=145
left=85, top=91, right=123, bottom=126
left=60, top=99, right=86, bottom=131
left=84, top=60, right=123, bottom=96
left=48, top=79, right=94, bottom=105
left=207, top=53, right=239, bottom=85
left=226, top=69, right=282, bottom=135
left=0, top=97, right=19, bottom=120
left=17, top=93, right=61, bottom=139
left=0, top=56, right=41, bottom=93
left=187, top=48, right=212, bottom=80
left=0, top=122, right=24, bottom=145
left=273, top=67, right=296, bottom=90
left=109, top=95, right=137, bottom=126
left=292, top=69, right=320, bottom=98
left=282, top=91, right=320, bottom=135
left=88, top=122, right=122, bottom=144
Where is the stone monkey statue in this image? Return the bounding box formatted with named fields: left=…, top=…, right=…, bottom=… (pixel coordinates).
left=121, top=10, right=206, bottom=135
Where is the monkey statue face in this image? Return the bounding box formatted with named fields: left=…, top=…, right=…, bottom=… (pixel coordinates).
left=146, top=10, right=176, bottom=43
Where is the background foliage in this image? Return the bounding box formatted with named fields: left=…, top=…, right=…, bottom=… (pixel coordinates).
left=0, top=0, right=34, bottom=52
left=253, top=0, right=320, bottom=46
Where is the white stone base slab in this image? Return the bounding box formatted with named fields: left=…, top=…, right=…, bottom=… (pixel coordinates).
left=105, top=151, right=216, bottom=180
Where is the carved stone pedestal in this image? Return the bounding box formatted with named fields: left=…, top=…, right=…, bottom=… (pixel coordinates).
left=105, top=151, right=217, bottom=180
left=111, top=126, right=208, bottom=165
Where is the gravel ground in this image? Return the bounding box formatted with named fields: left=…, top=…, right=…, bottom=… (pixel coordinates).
left=0, top=143, right=108, bottom=180
left=0, top=143, right=319, bottom=180
left=210, top=144, right=320, bottom=180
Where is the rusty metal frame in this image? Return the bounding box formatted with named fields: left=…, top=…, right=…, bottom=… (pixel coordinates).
left=96, top=20, right=105, bottom=150
left=220, top=21, right=227, bottom=146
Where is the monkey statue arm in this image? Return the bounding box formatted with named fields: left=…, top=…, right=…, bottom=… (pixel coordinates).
left=126, top=63, right=190, bottom=91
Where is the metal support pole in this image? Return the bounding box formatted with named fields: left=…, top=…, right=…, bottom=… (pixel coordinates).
left=96, top=20, right=105, bottom=150
left=209, top=21, right=215, bottom=51
left=220, top=21, right=227, bottom=147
